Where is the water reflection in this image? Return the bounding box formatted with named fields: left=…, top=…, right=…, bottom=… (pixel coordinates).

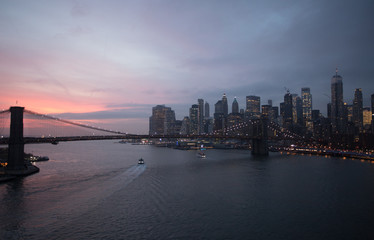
left=0, top=179, right=26, bottom=240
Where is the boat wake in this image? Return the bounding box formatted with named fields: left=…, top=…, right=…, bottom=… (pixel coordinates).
left=23, top=164, right=147, bottom=233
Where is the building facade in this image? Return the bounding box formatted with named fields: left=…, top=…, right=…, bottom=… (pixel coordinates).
left=353, top=88, right=363, bottom=133
left=149, top=105, right=176, bottom=135
left=246, top=95, right=261, bottom=119
left=301, top=87, right=312, bottom=130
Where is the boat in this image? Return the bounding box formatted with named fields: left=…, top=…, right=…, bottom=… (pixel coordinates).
left=197, top=144, right=206, bottom=158
left=197, top=152, right=206, bottom=158
left=138, top=158, right=144, bottom=164
left=29, top=156, right=49, bottom=162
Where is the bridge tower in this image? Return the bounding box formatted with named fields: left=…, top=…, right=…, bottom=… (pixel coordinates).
left=252, top=116, right=269, bottom=156
left=7, top=106, right=25, bottom=170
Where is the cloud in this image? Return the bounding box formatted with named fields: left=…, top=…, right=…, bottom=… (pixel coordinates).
left=71, top=1, right=91, bottom=17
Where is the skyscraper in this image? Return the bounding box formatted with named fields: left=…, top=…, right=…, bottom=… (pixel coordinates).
left=214, top=100, right=225, bottom=131
left=205, top=102, right=210, bottom=118
left=232, top=97, right=239, bottom=114
left=198, top=99, right=204, bottom=134
left=149, top=105, right=176, bottom=135
left=292, top=94, right=302, bottom=125
left=246, top=95, right=261, bottom=119
left=222, top=93, right=228, bottom=116
left=353, top=88, right=363, bottom=133
left=189, top=104, right=199, bottom=135
left=301, top=87, right=312, bottom=129
left=283, top=91, right=293, bottom=130
left=331, top=68, right=346, bottom=134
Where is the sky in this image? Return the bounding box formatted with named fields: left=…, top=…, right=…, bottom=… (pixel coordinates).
left=1, top=0, right=373, bottom=134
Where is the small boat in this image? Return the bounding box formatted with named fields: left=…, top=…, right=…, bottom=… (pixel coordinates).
left=197, top=152, right=206, bottom=158
left=138, top=158, right=144, bottom=164
left=29, top=156, right=49, bottom=162
left=197, top=144, right=206, bottom=158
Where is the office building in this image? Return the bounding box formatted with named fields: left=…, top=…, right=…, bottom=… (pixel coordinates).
left=232, top=97, right=239, bottom=114
left=301, top=87, right=312, bottom=129
left=331, top=68, right=346, bottom=134
left=149, top=105, right=176, bottom=135
left=205, top=102, right=210, bottom=118
left=189, top=104, right=199, bottom=135
left=353, top=88, right=363, bottom=132
left=198, top=99, right=204, bottom=134
left=246, top=95, right=261, bottom=119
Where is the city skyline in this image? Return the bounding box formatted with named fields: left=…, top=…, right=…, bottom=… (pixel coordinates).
left=1, top=0, right=373, bottom=134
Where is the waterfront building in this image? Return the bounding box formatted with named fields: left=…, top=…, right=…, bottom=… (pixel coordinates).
left=189, top=104, right=199, bottom=135
left=232, top=97, right=239, bottom=114
left=331, top=68, right=346, bottom=134
left=205, top=102, right=210, bottom=118
left=198, top=99, right=204, bottom=134
left=245, top=95, right=261, bottom=119
left=301, top=87, right=313, bottom=130
left=149, top=105, right=176, bottom=135
left=353, top=88, right=363, bottom=133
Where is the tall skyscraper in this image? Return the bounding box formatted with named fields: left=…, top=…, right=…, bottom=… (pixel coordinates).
left=331, top=68, right=346, bottom=134
left=301, top=87, right=312, bottom=129
left=198, top=99, right=204, bottom=134
left=246, top=95, right=261, bottom=119
left=222, top=93, right=228, bottom=116
left=149, top=105, right=176, bottom=135
left=292, top=94, right=302, bottom=125
left=214, top=100, right=225, bottom=131
left=353, top=88, right=363, bottom=133
left=189, top=104, right=199, bottom=135
left=232, top=97, right=239, bottom=114
left=283, top=91, right=293, bottom=130
left=205, top=102, right=210, bottom=118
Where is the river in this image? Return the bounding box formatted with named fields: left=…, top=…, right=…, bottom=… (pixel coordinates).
left=1, top=140, right=374, bottom=239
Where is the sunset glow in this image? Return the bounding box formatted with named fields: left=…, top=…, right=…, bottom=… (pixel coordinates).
left=1, top=0, right=373, bottom=134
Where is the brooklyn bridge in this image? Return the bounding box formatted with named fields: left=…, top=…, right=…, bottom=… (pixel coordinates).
left=0, top=106, right=306, bottom=175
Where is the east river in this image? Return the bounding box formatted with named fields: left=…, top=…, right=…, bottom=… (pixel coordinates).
left=1, top=140, right=374, bottom=239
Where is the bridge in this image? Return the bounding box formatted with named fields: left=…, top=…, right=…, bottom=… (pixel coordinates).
left=0, top=106, right=305, bottom=175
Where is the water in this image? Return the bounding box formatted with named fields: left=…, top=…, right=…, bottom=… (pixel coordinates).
left=1, top=140, right=374, bottom=239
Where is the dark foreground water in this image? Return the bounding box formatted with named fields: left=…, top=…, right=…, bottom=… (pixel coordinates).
left=1, top=140, right=374, bottom=240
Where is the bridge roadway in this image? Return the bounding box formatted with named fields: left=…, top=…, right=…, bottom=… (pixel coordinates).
left=0, top=134, right=282, bottom=145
